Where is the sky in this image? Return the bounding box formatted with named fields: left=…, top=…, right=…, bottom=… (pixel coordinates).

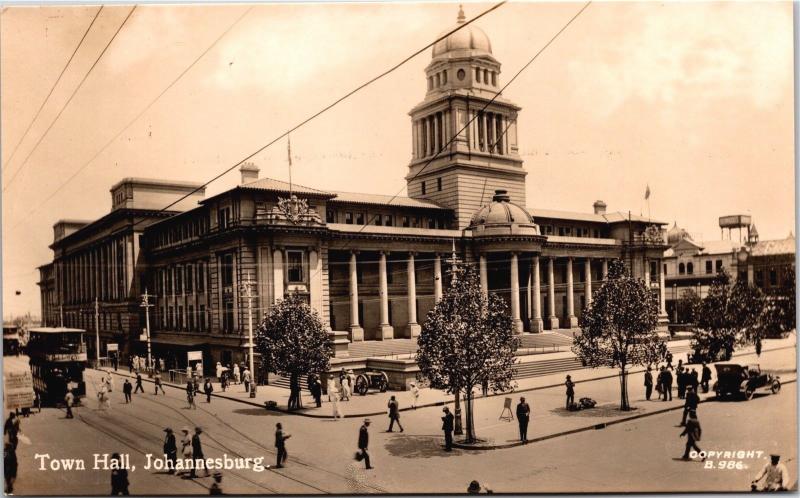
left=1, top=1, right=795, bottom=318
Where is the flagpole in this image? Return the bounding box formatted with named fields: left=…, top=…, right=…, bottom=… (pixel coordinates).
left=287, top=134, right=293, bottom=198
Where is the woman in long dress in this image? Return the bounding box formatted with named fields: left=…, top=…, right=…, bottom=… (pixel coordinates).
left=179, top=428, right=192, bottom=475
left=330, top=385, right=344, bottom=420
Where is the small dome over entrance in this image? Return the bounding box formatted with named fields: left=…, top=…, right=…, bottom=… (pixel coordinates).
left=468, top=190, right=539, bottom=236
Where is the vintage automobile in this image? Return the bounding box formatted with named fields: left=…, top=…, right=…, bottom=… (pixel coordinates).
left=687, top=346, right=731, bottom=364
left=354, top=370, right=389, bottom=395
left=713, top=363, right=781, bottom=400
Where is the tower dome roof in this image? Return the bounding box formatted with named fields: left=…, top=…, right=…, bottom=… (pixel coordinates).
left=667, top=221, right=692, bottom=245
left=468, top=190, right=539, bottom=236
left=432, top=5, right=492, bottom=59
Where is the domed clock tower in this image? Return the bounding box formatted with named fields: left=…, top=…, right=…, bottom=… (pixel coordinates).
left=406, top=6, right=527, bottom=229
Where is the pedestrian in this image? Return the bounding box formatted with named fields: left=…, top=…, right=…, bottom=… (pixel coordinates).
left=680, top=385, right=700, bottom=426
left=481, top=378, right=489, bottom=397
left=409, top=382, right=420, bottom=409
left=123, top=379, right=132, bottom=404
left=187, top=381, right=197, bottom=410
left=665, top=351, right=674, bottom=370
left=195, top=361, right=203, bottom=379
left=64, top=391, right=75, bottom=419
left=339, top=368, right=347, bottom=389
left=516, top=397, right=530, bottom=442
left=564, top=375, right=575, bottom=409
left=112, top=354, right=119, bottom=372
left=701, top=363, right=712, bottom=393
left=331, top=383, right=344, bottom=420
left=105, top=372, right=115, bottom=393
left=134, top=372, right=144, bottom=394
left=690, top=368, right=699, bottom=391
left=204, top=378, right=214, bottom=403
left=163, top=428, right=177, bottom=474
left=179, top=428, right=192, bottom=475
left=4, top=413, right=20, bottom=448
left=679, top=410, right=702, bottom=460
left=190, top=427, right=210, bottom=478
left=752, top=454, right=790, bottom=491
left=441, top=407, right=454, bottom=452
left=243, top=368, right=251, bottom=394
left=159, top=358, right=165, bottom=373
left=110, top=453, right=130, bottom=495
left=4, top=442, right=17, bottom=494
left=98, top=383, right=111, bottom=410
left=154, top=372, right=166, bottom=395
left=644, top=367, right=653, bottom=401
left=34, top=392, right=41, bottom=414
left=676, top=360, right=686, bottom=399
left=387, top=395, right=403, bottom=432
left=755, top=338, right=763, bottom=357
left=233, top=364, right=240, bottom=384
left=209, top=472, right=224, bottom=495
left=274, top=422, right=291, bottom=468
left=341, top=374, right=351, bottom=402
left=128, top=357, right=134, bottom=374
left=356, top=418, right=373, bottom=469
left=663, top=367, right=673, bottom=401
left=467, top=480, right=493, bottom=494
left=309, top=375, right=322, bottom=407
left=220, top=372, right=228, bottom=393
left=327, top=375, right=335, bottom=402
left=215, top=362, right=223, bottom=382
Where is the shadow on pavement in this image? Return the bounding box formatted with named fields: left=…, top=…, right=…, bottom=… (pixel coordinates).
left=548, top=403, right=640, bottom=417
left=384, top=435, right=463, bottom=459
left=232, top=407, right=287, bottom=417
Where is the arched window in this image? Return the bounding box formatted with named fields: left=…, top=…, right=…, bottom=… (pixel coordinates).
left=491, top=71, right=497, bottom=86
left=483, top=69, right=489, bottom=83
left=442, top=70, right=447, bottom=84
left=476, top=68, right=482, bottom=83
left=687, top=262, right=694, bottom=274
left=435, top=73, right=441, bottom=87
left=678, top=263, right=685, bottom=275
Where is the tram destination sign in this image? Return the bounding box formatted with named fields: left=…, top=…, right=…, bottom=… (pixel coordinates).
left=45, top=352, right=88, bottom=362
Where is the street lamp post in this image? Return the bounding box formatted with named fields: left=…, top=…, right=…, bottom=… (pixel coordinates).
left=140, top=289, right=154, bottom=375
left=94, top=297, right=101, bottom=367
left=241, top=274, right=257, bottom=398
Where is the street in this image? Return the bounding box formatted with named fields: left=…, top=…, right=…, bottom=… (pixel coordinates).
left=12, top=344, right=796, bottom=494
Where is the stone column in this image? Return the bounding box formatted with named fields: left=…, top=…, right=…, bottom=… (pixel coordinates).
left=531, top=256, right=543, bottom=332
left=644, top=258, right=651, bottom=285
left=602, top=259, right=609, bottom=280
left=309, top=249, right=324, bottom=321
left=510, top=253, right=523, bottom=334
left=406, top=252, right=421, bottom=338
left=126, top=235, right=134, bottom=299
left=526, top=262, right=533, bottom=326
left=566, top=258, right=578, bottom=328
left=548, top=258, right=559, bottom=329
left=348, top=252, right=364, bottom=341
left=585, top=258, right=593, bottom=308
left=272, top=248, right=284, bottom=303
left=479, top=253, right=488, bottom=295
left=433, top=254, right=443, bottom=303
left=433, top=114, right=439, bottom=153
left=659, top=260, right=667, bottom=315
left=378, top=252, right=394, bottom=340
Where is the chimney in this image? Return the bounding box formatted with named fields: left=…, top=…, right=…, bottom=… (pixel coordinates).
left=593, top=200, right=607, bottom=215
left=240, top=162, right=259, bottom=184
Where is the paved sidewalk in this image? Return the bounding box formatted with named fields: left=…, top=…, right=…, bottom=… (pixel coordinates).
left=100, top=335, right=795, bottom=421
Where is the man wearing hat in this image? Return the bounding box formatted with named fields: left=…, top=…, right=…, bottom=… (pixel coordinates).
left=441, top=407, right=454, bottom=452
left=680, top=385, right=700, bottom=426
left=357, top=419, right=373, bottom=470
left=209, top=472, right=224, bottom=495
left=565, top=375, right=575, bottom=409
left=752, top=454, right=790, bottom=491
left=190, top=427, right=209, bottom=478
left=679, top=410, right=702, bottom=460
left=516, top=397, right=531, bottom=443
left=163, top=428, right=177, bottom=474
left=274, top=423, right=291, bottom=469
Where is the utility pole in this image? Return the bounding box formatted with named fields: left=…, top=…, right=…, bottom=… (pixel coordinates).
left=446, top=240, right=463, bottom=436
left=94, top=297, right=101, bottom=366
left=241, top=274, right=257, bottom=398
left=140, top=289, right=154, bottom=374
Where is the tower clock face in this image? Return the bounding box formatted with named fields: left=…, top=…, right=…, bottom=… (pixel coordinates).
left=457, top=69, right=466, bottom=81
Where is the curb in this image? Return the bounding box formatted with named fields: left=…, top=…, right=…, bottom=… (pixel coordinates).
left=98, top=343, right=795, bottom=419
left=452, top=377, right=798, bottom=450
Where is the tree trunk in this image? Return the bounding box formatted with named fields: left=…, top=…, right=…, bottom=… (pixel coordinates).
left=618, top=367, right=630, bottom=411
left=454, top=386, right=463, bottom=436
left=465, top=388, right=476, bottom=443
left=289, top=373, right=303, bottom=410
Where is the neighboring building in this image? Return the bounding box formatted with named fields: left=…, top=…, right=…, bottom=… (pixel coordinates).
left=37, top=8, right=669, bottom=375
left=663, top=217, right=796, bottom=324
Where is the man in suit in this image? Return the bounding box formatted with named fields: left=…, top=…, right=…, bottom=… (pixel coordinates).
left=358, top=419, right=373, bottom=469
left=162, top=428, right=177, bottom=474
left=516, top=397, right=531, bottom=442
left=565, top=375, right=575, bottom=409
left=190, top=427, right=209, bottom=478
left=387, top=395, right=403, bottom=432
left=680, top=386, right=700, bottom=426
left=134, top=372, right=144, bottom=394
left=274, top=423, right=291, bottom=468
left=701, top=363, right=712, bottom=393
left=644, top=367, right=653, bottom=401
left=680, top=410, right=703, bottom=460
left=441, top=407, right=454, bottom=452
left=662, top=367, right=673, bottom=401
left=122, top=379, right=133, bottom=404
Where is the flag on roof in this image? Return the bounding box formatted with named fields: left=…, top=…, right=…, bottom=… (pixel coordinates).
left=644, top=184, right=650, bottom=200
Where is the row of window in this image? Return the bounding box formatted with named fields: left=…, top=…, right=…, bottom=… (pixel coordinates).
left=541, top=225, right=602, bottom=238
left=159, top=304, right=208, bottom=332
left=420, top=177, right=443, bottom=195
left=327, top=210, right=447, bottom=229
left=475, top=67, right=497, bottom=86
left=155, top=262, right=207, bottom=297
left=674, top=259, right=723, bottom=276
left=426, top=67, right=498, bottom=91
left=153, top=216, right=209, bottom=249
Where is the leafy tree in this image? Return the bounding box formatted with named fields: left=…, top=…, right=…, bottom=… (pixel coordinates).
left=255, top=293, right=331, bottom=410
left=762, top=266, right=796, bottom=338
left=572, top=259, right=664, bottom=411
left=694, top=271, right=764, bottom=361
left=416, top=264, right=517, bottom=443
left=676, top=288, right=701, bottom=324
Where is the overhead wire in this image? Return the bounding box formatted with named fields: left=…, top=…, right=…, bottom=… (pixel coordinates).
left=2, top=5, right=104, bottom=180
left=4, top=5, right=137, bottom=193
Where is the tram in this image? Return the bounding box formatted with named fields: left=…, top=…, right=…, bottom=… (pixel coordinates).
left=26, top=327, right=88, bottom=404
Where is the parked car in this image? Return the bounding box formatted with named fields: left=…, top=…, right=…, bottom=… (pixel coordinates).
left=713, top=363, right=781, bottom=400
left=687, top=346, right=730, bottom=364
left=354, top=370, right=389, bottom=395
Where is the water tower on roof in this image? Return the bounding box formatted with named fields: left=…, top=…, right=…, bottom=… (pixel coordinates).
left=718, top=214, right=752, bottom=243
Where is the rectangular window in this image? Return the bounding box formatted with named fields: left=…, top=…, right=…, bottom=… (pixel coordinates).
left=421, top=181, right=426, bottom=195
left=650, top=261, right=657, bottom=282
left=437, top=218, right=445, bottom=229
left=188, top=305, right=195, bottom=330
left=413, top=217, right=420, bottom=228
left=186, top=265, right=193, bottom=293
left=326, top=209, right=335, bottom=223
left=221, top=253, right=234, bottom=287
left=374, top=214, right=382, bottom=226
left=476, top=67, right=482, bottom=82
left=384, top=215, right=393, bottom=227
left=437, top=177, right=442, bottom=191
left=345, top=212, right=353, bottom=224
left=356, top=213, right=364, bottom=225
left=705, top=261, right=713, bottom=274
left=218, top=207, right=231, bottom=230
left=558, top=227, right=565, bottom=236
left=663, top=264, right=667, bottom=275
left=287, top=250, right=304, bottom=283
left=428, top=218, right=436, bottom=229
left=178, top=306, right=184, bottom=330
left=168, top=306, right=174, bottom=330
left=176, top=266, right=183, bottom=294
left=402, top=216, right=410, bottom=228
left=715, top=260, right=723, bottom=272
left=223, top=301, right=234, bottom=332
left=769, top=270, right=778, bottom=286
left=199, top=305, right=206, bottom=331
left=197, top=263, right=205, bottom=292
left=755, top=270, right=764, bottom=287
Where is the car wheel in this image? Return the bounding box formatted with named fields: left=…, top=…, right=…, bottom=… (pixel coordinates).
left=771, top=381, right=781, bottom=394
left=745, top=388, right=755, bottom=400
